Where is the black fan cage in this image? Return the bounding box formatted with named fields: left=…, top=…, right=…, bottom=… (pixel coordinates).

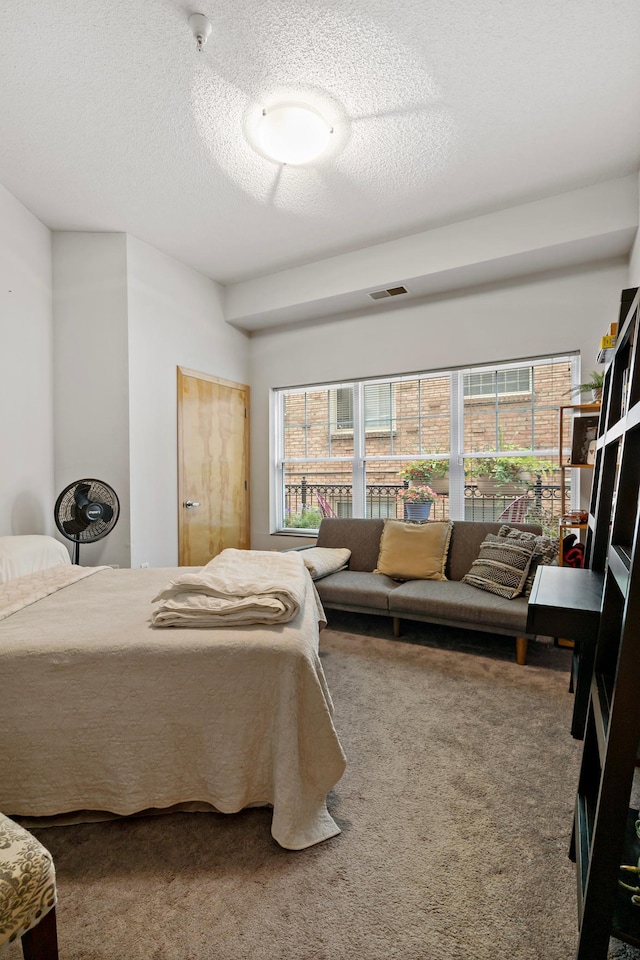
left=54, top=479, right=120, bottom=544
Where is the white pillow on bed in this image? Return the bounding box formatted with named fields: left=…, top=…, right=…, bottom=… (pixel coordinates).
left=300, top=547, right=351, bottom=581
left=0, top=535, right=71, bottom=584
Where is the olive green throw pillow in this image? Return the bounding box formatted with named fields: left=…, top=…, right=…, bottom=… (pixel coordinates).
left=375, top=520, right=453, bottom=581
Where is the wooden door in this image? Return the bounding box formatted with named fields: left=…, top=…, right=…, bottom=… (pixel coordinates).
left=177, top=367, right=250, bottom=566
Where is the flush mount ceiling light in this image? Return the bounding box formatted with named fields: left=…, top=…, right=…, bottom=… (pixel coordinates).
left=255, top=103, right=333, bottom=165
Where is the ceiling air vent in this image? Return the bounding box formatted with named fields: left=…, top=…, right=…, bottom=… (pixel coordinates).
left=368, top=285, right=408, bottom=300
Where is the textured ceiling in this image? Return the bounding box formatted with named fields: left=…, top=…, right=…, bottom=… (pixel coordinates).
left=1, top=0, right=639, bottom=286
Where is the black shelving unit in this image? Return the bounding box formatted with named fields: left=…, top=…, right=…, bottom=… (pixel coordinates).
left=571, top=285, right=640, bottom=959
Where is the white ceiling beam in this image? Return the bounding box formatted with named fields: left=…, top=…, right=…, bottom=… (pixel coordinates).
left=225, top=176, right=638, bottom=332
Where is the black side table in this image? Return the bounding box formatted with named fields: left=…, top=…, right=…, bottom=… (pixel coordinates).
left=527, top=565, right=603, bottom=738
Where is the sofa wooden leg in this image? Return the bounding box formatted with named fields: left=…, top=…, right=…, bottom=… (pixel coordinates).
left=21, top=906, right=58, bottom=960
left=393, top=617, right=401, bottom=638
left=515, top=636, right=528, bottom=666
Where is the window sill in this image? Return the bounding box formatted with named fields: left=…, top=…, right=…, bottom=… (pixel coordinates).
left=331, top=429, right=396, bottom=439
left=273, top=529, right=320, bottom=538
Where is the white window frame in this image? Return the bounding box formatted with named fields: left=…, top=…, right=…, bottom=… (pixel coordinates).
left=273, top=355, right=579, bottom=532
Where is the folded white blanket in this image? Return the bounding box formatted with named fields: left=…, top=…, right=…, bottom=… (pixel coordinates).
left=151, top=548, right=309, bottom=627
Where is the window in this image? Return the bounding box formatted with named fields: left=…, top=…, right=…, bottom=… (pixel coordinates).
left=334, top=384, right=392, bottom=430
left=464, top=367, right=531, bottom=397
left=335, top=389, right=353, bottom=430
left=276, top=356, right=576, bottom=534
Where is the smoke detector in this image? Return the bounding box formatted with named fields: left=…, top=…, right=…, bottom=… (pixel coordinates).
left=189, top=13, right=212, bottom=51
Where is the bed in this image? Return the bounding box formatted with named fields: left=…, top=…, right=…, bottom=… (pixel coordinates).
left=0, top=538, right=346, bottom=850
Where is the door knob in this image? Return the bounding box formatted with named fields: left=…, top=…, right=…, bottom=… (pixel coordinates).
left=184, top=500, right=201, bottom=509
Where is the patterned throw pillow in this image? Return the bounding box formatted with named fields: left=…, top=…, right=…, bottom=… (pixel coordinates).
left=498, top=525, right=559, bottom=596
left=462, top=534, right=536, bottom=599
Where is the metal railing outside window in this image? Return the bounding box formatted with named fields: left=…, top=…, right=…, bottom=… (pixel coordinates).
left=283, top=476, right=565, bottom=535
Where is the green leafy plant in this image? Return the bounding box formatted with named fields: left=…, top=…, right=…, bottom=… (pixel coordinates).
left=283, top=507, right=323, bottom=528
left=397, top=484, right=439, bottom=503
left=466, top=454, right=554, bottom=486
left=520, top=503, right=561, bottom=539
left=569, top=370, right=605, bottom=398
left=397, top=458, right=449, bottom=483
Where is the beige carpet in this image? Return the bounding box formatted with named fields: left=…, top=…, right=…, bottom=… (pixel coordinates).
left=7, top=615, right=640, bottom=959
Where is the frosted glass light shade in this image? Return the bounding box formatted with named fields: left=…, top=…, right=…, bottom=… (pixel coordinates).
left=257, top=103, right=332, bottom=165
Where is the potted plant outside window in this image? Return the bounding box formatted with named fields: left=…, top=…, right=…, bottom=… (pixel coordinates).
left=398, top=458, right=449, bottom=494
left=466, top=455, right=554, bottom=497
left=398, top=484, right=439, bottom=521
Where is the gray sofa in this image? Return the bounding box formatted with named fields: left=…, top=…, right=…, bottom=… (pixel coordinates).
left=307, top=517, right=544, bottom=665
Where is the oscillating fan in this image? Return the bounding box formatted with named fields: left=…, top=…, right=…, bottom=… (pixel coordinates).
left=54, top=479, right=120, bottom=565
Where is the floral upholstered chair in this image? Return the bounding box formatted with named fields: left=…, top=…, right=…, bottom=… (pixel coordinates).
left=0, top=813, right=58, bottom=959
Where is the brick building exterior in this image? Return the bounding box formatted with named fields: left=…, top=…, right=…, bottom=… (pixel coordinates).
left=281, top=360, right=574, bottom=530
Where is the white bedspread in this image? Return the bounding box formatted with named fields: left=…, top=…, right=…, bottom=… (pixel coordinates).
left=0, top=566, right=346, bottom=850
left=151, top=548, right=308, bottom=627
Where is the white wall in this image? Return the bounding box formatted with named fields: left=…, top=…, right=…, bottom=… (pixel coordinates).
left=52, top=232, right=249, bottom=569
left=126, top=236, right=249, bottom=568
left=249, top=260, right=628, bottom=551
left=52, top=232, right=131, bottom=567
left=0, top=184, right=55, bottom=537
left=629, top=172, right=640, bottom=286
